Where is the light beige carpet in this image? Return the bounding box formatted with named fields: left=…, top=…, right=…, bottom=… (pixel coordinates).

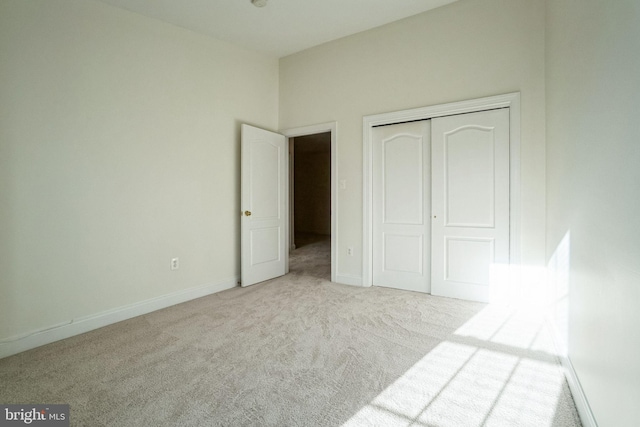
left=0, top=237, right=581, bottom=426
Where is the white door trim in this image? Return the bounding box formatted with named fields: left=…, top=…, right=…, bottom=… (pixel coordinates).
left=281, top=122, right=338, bottom=283
left=362, top=92, right=521, bottom=287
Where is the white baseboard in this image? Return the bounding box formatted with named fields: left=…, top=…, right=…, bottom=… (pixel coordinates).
left=546, top=319, right=599, bottom=427
left=335, top=273, right=364, bottom=287
left=562, top=355, right=599, bottom=427
left=0, top=277, right=238, bottom=359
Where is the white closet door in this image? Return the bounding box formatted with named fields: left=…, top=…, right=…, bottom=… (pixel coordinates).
left=372, top=121, right=431, bottom=293
left=431, top=109, right=510, bottom=302
left=241, top=124, right=287, bottom=287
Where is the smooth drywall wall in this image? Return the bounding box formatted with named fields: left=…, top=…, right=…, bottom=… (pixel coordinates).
left=546, top=0, right=640, bottom=425
left=280, top=0, right=546, bottom=282
left=0, top=0, right=278, bottom=342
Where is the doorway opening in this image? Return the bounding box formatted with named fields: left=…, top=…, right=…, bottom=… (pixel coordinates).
left=289, top=133, right=331, bottom=280
left=281, top=122, right=337, bottom=283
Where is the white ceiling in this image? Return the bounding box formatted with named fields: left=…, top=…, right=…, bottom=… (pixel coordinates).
left=95, top=0, right=459, bottom=58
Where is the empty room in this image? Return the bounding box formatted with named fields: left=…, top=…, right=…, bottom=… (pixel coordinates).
left=1, top=0, right=638, bottom=426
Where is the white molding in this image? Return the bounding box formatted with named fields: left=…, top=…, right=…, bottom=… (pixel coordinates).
left=281, top=122, right=338, bottom=283
left=546, top=319, right=599, bottom=427
left=335, top=274, right=363, bottom=287
left=362, top=92, right=522, bottom=288
left=562, top=356, right=599, bottom=427
left=0, top=277, right=238, bottom=359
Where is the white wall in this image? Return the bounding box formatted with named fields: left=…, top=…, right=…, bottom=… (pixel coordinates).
left=280, top=0, right=546, bottom=283
left=0, top=0, right=278, bottom=344
left=545, top=0, right=640, bottom=425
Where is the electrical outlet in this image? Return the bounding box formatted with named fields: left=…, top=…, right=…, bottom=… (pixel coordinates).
left=171, top=258, right=179, bottom=270
left=347, top=247, right=353, bottom=256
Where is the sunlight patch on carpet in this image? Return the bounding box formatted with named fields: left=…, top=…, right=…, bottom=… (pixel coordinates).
left=342, top=307, right=567, bottom=427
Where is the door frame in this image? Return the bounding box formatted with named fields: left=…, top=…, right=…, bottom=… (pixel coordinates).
left=362, top=92, right=521, bottom=287
left=281, top=122, right=338, bottom=283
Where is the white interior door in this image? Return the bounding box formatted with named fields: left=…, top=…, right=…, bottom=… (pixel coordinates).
left=431, top=109, right=510, bottom=302
left=241, top=124, right=287, bottom=287
left=372, top=121, right=431, bottom=293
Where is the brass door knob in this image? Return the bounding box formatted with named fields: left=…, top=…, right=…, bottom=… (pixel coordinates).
left=244, top=211, right=252, bottom=216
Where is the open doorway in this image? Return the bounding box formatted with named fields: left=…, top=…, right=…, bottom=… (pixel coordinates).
left=281, top=122, right=337, bottom=283
left=289, top=132, right=332, bottom=280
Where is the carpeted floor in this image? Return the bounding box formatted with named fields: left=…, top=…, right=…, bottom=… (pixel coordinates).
left=0, top=236, right=582, bottom=426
